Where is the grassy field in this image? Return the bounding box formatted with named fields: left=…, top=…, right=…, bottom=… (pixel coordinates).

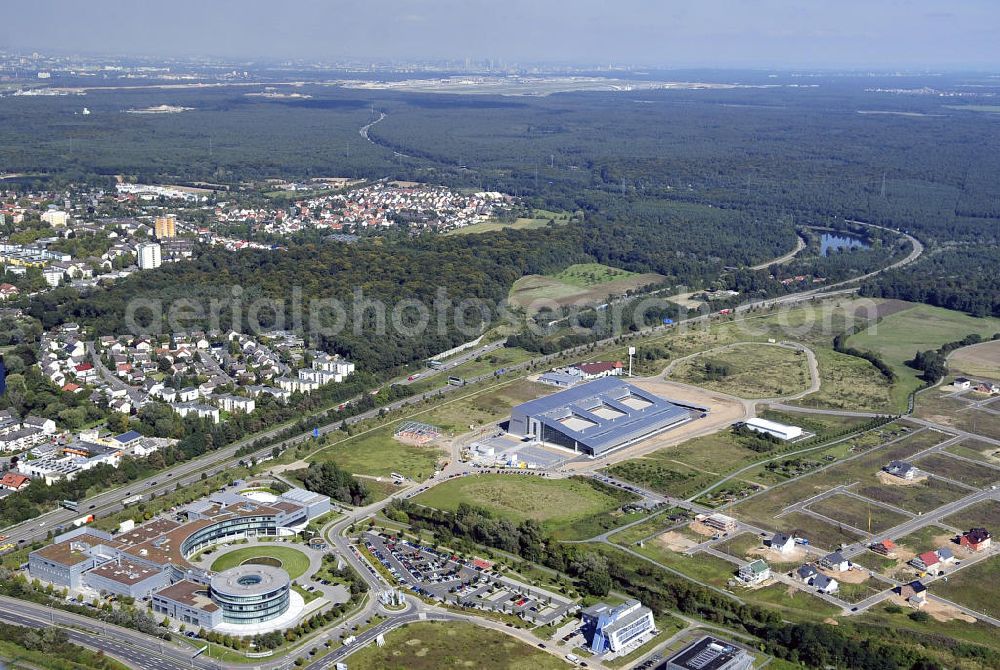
left=788, top=346, right=895, bottom=412
left=733, top=425, right=944, bottom=547
left=808, top=493, right=910, bottom=535
left=209, top=545, right=311, bottom=579
left=343, top=621, right=568, bottom=670
left=405, top=347, right=534, bottom=393
left=669, top=344, right=812, bottom=398
left=855, top=475, right=969, bottom=516
left=411, top=475, right=640, bottom=540
left=847, top=303, right=1000, bottom=410
left=914, top=388, right=1000, bottom=442
left=895, top=525, right=953, bottom=555
left=946, top=439, right=1000, bottom=465
left=509, top=262, right=664, bottom=312
left=933, top=554, right=1000, bottom=619
left=913, top=452, right=1000, bottom=488
left=605, top=429, right=774, bottom=500
left=445, top=209, right=570, bottom=236
left=307, top=378, right=550, bottom=481
left=942, top=499, right=1000, bottom=531
left=308, top=424, right=445, bottom=481
left=948, top=339, right=1000, bottom=379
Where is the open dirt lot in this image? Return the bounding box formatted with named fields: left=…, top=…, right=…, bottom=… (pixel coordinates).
left=877, top=471, right=928, bottom=486
left=656, top=530, right=699, bottom=552
left=573, top=377, right=747, bottom=470
left=886, top=595, right=976, bottom=623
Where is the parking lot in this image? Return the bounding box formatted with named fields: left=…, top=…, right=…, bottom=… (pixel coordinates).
left=361, top=531, right=578, bottom=625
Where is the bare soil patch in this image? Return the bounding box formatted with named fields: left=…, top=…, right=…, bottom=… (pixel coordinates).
left=877, top=471, right=929, bottom=487
left=656, top=531, right=698, bottom=553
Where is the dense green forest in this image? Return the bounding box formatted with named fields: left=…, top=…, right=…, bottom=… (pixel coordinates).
left=861, top=246, right=1000, bottom=317
left=2, top=75, right=997, bottom=317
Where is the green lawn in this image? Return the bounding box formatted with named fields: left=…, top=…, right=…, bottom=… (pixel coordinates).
left=933, top=554, right=1000, bottom=619
left=847, top=303, right=1000, bottom=410
left=411, top=474, right=640, bottom=540
left=343, top=621, right=568, bottom=670
left=509, top=262, right=664, bottom=311
left=942, top=499, right=1000, bottom=531
left=788, top=346, right=895, bottom=412
left=445, top=208, right=570, bottom=236
left=605, top=429, right=785, bottom=500
left=895, top=525, right=953, bottom=555
left=209, top=545, right=312, bottom=579
left=670, top=343, right=812, bottom=399
left=809, top=494, right=909, bottom=534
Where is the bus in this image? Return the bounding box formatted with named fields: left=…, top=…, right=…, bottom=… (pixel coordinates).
left=448, top=376, right=465, bottom=386
left=60, top=500, right=79, bottom=511
left=428, top=360, right=444, bottom=370
left=390, top=472, right=405, bottom=483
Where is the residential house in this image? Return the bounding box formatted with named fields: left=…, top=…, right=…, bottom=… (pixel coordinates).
left=870, top=539, right=898, bottom=557
left=795, top=564, right=818, bottom=583
left=883, top=460, right=917, bottom=481
left=813, top=574, right=839, bottom=594
left=23, top=416, right=57, bottom=435
left=910, top=551, right=941, bottom=572
left=769, top=533, right=796, bottom=554
left=960, top=528, right=992, bottom=552
left=0, top=471, right=30, bottom=491
left=897, top=581, right=927, bottom=607
left=737, top=559, right=771, bottom=585
left=952, top=377, right=972, bottom=390
left=0, top=283, right=20, bottom=300
left=820, top=551, right=850, bottom=572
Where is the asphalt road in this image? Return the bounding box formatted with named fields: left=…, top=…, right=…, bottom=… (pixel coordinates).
left=0, top=594, right=216, bottom=670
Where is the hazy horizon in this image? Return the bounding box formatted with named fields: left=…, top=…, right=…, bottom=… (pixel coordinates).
left=3, top=0, right=1000, bottom=70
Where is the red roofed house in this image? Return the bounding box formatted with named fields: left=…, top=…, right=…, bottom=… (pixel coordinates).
left=960, top=528, right=992, bottom=552
left=61, top=383, right=83, bottom=393
left=0, top=471, right=30, bottom=491
left=871, top=539, right=897, bottom=557
left=910, top=551, right=940, bottom=571
left=570, top=361, right=624, bottom=380
left=74, top=362, right=95, bottom=382
left=0, top=283, right=19, bottom=300
left=472, top=558, right=494, bottom=571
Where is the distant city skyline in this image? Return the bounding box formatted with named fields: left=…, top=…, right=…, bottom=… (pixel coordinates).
left=2, top=1, right=1000, bottom=70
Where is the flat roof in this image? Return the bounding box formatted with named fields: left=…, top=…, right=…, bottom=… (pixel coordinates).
left=665, top=636, right=750, bottom=670
left=87, top=558, right=165, bottom=586
left=512, top=378, right=692, bottom=454
left=210, top=564, right=290, bottom=597
left=34, top=532, right=122, bottom=567
left=154, top=579, right=219, bottom=612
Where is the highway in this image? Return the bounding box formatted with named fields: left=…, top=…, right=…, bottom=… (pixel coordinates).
left=0, top=595, right=216, bottom=670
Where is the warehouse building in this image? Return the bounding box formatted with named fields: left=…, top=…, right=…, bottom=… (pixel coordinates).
left=744, top=417, right=802, bottom=441
left=508, top=378, right=699, bottom=457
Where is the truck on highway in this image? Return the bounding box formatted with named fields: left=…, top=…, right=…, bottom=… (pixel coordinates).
left=71, top=514, right=95, bottom=528
left=122, top=494, right=144, bottom=507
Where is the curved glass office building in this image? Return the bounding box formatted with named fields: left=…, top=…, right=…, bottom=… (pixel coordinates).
left=210, top=565, right=291, bottom=624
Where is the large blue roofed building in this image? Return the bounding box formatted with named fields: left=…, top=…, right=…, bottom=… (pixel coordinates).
left=508, top=377, right=701, bottom=457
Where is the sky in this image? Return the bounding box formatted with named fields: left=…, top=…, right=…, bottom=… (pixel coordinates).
left=3, top=0, right=1000, bottom=69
